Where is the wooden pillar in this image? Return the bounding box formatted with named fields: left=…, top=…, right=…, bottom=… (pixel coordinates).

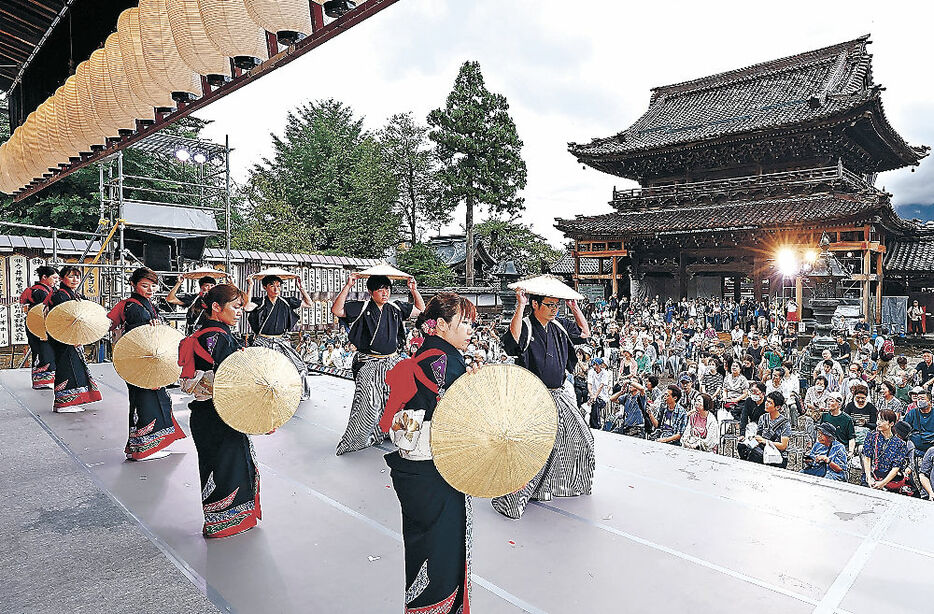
left=862, top=249, right=872, bottom=320
left=573, top=251, right=580, bottom=291
left=795, top=275, right=803, bottom=321
left=733, top=276, right=741, bottom=301
left=611, top=256, right=618, bottom=297
left=875, top=251, right=884, bottom=324
left=678, top=250, right=687, bottom=300
left=753, top=258, right=763, bottom=301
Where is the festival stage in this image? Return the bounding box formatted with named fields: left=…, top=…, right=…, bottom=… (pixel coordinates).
left=2, top=364, right=933, bottom=614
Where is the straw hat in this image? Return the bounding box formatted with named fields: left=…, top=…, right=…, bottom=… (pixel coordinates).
left=356, top=261, right=412, bottom=280
left=45, top=300, right=111, bottom=345
left=252, top=266, right=299, bottom=281
left=112, top=324, right=184, bottom=388
left=508, top=274, right=584, bottom=301
left=26, top=304, right=48, bottom=340
left=430, top=364, right=557, bottom=498
left=180, top=267, right=228, bottom=280
left=213, top=347, right=302, bottom=434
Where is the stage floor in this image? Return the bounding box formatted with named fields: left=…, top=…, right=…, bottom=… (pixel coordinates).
left=2, top=364, right=934, bottom=614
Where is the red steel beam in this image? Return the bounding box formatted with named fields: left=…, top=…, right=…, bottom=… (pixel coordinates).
left=13, top=0, right=403, bottom=202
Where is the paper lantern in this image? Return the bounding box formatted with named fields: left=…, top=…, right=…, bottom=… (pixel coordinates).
left=197, top=0, right=268, bottom=69
left=60, top=74, right=97, bottom=154
left=117, top=8, right=176, bottom=110
left=76, top=60, right=119, bottom=146
left=166, top=0, right=231, bottom=81
left=0, top=142, right=15, bottom=194
left=244, top=0, right=313, bottom=44
left=48, top=86, right=73, bottom=166
left=41, top=95, right=69, bottom=173
left=139, top=0, right=202, bottom=99
left=8, top=129, right=31, bottom=188
left=103, top=33, right=157, bottom=124
left=33, top=99, right=57, bottom=175
left=88, top=48, right=138, bottom=134
left=19, top=113, right=42, bottom=183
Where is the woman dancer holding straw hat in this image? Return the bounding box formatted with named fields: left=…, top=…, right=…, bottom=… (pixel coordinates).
left=19, top=265, right=58, bottom=389
left=243, top=273, right=314, bottom=401
left=108, top=267, right=186, bottom=461
left=382, top=293, right=478, bottom=614
left=46, top=265, right=103, bottom=413
left=333, top=273, right=425, bottom=455
left=492, top=285, right=595, bottom=519
left=178, top=283, right=262, bottom=538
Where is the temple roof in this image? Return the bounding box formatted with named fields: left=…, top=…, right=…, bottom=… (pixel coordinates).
left=569, top=36, right=928, bottom=177
left=555, top=193, right=899, bottom=239
left=884, top=236, right=934, bottom=275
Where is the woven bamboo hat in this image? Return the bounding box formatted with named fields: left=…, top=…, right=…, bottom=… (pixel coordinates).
left=213, top=347, right=302, bottom=434
left=46, top=300, right=111, bottom=345
left=113, top=324, right=184, bottom=388
left=252, top=266, right=299, bottom=281
left=26, top=304, right=48, bottom=340
left=181, top=267, right=228, bottom=280
left=430, top=364, right=557, bottom=498
left=356, top=262, right=412, bottom=280
left=508, top=274, right=584, bottom=301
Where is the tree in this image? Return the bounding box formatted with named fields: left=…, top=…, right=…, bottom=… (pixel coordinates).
left=246, top=98, right=401, bottom=254
left=473, top=218, right=562, bottom=276
left=428, top=61, right=527, bottom=286
left=396, top=242, right=454, bottom=288
left=379, top=112, right=451, bottom=244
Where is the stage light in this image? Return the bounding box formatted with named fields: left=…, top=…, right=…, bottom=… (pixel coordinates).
left=193, top=152, right=207, bottom=164
left=175, top=148, right=191, bottom=161
left=324, top=0, right=356, bottom=18
left=776, top=247, right=798, bottom=277
left=804, top=249, right=818, bottom=263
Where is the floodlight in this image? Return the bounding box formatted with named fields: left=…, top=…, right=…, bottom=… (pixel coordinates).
left=175, top=148, right=190, bottom=161
left=776, top=247, right=798, bottom=277
left=193, top=152, right=207, bottom=164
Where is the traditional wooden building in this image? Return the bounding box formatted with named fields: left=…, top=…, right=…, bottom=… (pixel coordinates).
left=557, top=36, right=929, bottom=321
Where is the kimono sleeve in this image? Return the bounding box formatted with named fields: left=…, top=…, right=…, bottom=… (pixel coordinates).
left=394, top=300, right=414, bottom=319
left=285, top=296, right=303, bottom=310
left=342, top=300, right=365, bottom=325
left=178, top=293, right=198, bottom=308
left=209, top=333, right=239, bottom=367
left=124, top=301, right=153, bottom=328
left=557, top=316, right=586, bottom=344
left=500, top=321, right=530, bottom=357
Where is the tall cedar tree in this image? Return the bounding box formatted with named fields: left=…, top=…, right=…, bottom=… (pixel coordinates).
left=245, top=99, right=400, bottom=256
left=379, top=112, right=452, bottom=244
left=428, top=61, right=527, bottom=286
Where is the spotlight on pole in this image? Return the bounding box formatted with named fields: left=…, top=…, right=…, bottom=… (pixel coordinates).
left=803, top=249, right=818, bottom=264
left=193, top=152, right=207, bottom=164
left=175, top=148, right=191, bottom=162
left=776, top=247, right=799, bottom=277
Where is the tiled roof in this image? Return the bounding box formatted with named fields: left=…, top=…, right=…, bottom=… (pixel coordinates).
left=551, top=250, right=597, bottom=275
left=569, top=36, right=926, bottom=168
left=555, top=194, right=885, bottom=238
left=884, top=238, right=934, bottom=274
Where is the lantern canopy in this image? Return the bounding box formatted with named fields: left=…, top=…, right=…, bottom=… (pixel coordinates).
left=76, top=60, right=119, bottom=147
left=244, top=0, right=313, bottom=45
left=197, top=0, right=269, bottom=69
left=103, top=33, right=158, bottom=124
left=139, top=0, right=202, bottom=100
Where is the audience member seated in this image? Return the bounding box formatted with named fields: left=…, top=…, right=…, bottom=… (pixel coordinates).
left=606, top=380, right=647, bottom=438
left=820, top=392, right=856, bottom=456
left=844, top=384, right=877, bottom=446
left=739, top=382, right=767, bottom=434
left=649, top=385, right=686, bottom=446
left=860, top=409, right=910, bottom=492
left=738, top=391, right=791, bottom=468
left=682, top=393, right=719, bottom=452
left=904, top=389, right=934, bottom=460
left=801, top=423, right=847, bottom=481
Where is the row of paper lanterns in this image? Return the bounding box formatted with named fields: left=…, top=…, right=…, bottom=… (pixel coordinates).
left=0, top=0, right=333, bottom=195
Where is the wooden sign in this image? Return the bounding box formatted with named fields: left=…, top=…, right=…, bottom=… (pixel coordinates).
left=0, top=305, right=10, bottom=347
left=0, top=256, right=8, bottom=304
left=9, top=255, right=28, bottom=300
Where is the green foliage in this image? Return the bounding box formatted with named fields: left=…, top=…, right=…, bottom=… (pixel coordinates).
left=379, top=112, right=451, bottom=244
left=428, top=61, right=527, bottom=284
left=243, top=98, right=401, bottom=255
left=396, top=242, right=455, bottom=288
left=474, top=218, right=562, bottom=276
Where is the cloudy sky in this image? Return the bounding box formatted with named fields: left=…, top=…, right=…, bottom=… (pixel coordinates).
left=194, top=0, right=934, bottom=246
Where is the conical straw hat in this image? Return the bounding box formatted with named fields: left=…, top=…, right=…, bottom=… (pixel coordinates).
left=181, top=267, right=228, bottom=280
left=213, top=347, right=302, bottom=434
left=253, top=266, right=299, bottom=281
left=356, top=261, right=411, bottom=280
left=113, top=324, right=184, bottom=388
left=430, top=364, right=557, bottom=498
left=26, top=304, right=48, bottom=340
left=45, top=300, right=111, bottom=345
left=508, top=274, right=584, bottom=301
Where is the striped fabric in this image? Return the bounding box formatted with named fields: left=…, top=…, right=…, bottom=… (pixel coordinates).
left=252, top=335, right=311, bottom=400
left=335, top=354, right=401, bottom=455
left=492, top=388, right=595, bottom=519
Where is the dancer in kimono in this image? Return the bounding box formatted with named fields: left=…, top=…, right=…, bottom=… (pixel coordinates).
left=383, top=292, right=477, bottom=614
left=333, top=273, right=424, bottom=455
left=492, top=287, right=595, bottom=519
left=244, top=274, right=313, bottom=400
left=19, top=265, right=58, bottom=389
left=46, top=266, right=102, bottom=413
left=178, top=283, right=261, bottom=538
left=108, top=267, right=186, bottom=460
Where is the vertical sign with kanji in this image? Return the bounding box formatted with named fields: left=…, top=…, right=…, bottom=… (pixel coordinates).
left=27, top=257, right=46, bottom=286
left=0, top=255, right=8, bottom=304
left=9, top=255, right=29, bottom=344
left=0, top=305, right=10, bottom=348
